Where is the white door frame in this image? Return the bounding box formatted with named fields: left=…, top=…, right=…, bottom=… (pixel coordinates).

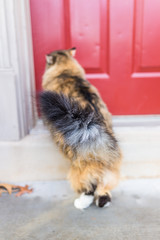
left=0, top=0, right=37, bottom=140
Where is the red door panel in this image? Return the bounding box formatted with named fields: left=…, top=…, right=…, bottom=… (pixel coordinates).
left=30, top=0, right=160, bottom=115
left=69, top=0, right=109, bottom=75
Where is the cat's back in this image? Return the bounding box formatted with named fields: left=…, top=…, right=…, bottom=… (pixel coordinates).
left=42, top=48, right=112, bottom=128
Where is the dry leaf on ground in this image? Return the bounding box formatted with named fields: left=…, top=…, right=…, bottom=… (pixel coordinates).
left=14, top=185, right=33, bottom=197
left=0, top=183, right=33, bottom=197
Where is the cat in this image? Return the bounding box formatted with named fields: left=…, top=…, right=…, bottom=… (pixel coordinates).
left=39, top=47, right=122, bottom=209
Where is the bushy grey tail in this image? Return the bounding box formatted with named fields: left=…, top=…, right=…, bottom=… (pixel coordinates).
left=39, top=91, right=116, bottom=152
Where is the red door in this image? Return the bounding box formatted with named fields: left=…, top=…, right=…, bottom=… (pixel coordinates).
left=30, top=0, right=160, bottom=115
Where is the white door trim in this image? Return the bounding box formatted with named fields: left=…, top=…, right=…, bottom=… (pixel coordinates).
left=0, top=0, right=37, bottom=140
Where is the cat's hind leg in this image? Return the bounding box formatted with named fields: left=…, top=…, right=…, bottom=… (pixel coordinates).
left=68, top=161, right=97, bottom=209
left=95, top=169, right=119, bottom=208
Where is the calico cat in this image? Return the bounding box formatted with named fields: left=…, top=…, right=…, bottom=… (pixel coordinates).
left=39, top=48, right=122, bottom=209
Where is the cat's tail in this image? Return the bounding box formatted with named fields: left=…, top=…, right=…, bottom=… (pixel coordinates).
left=39, top=91, right=117, bottom=155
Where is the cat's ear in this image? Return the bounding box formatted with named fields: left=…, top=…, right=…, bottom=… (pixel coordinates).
left=68, top=47, right=76, bottom=57
left=46, top=55, right=56, bottom=65
left=46, top=55, right=53, bottom=64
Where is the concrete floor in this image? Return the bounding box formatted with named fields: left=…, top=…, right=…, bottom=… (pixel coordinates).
left=0, top=179, right=160, bottom=240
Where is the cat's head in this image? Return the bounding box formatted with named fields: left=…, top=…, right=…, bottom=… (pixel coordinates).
left=45, top=47, right=76, bottom=68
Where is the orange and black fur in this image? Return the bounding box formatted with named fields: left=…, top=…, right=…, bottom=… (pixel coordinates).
left=39, top=48, right=122, bottom=209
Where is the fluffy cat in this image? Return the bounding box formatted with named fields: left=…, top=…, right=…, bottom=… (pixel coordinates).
left=39, top=48, right=122, bottom=209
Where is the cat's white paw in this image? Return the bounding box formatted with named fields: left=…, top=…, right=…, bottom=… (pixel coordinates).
left=74, top=193, right=94, bottom=210
left=103, top=201, right=111, bottom=207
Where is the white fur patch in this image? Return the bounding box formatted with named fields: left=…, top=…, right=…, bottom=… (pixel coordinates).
left=103, top=201, right=111, bottom=208
left=74, top=193, right=94, bottom=210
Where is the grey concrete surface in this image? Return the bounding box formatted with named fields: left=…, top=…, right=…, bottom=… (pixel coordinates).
left=0, top=179, right=160, bottom=240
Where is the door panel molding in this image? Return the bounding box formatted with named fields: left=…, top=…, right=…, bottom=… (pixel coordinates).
left=132, top=0, right=160, bottom=73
